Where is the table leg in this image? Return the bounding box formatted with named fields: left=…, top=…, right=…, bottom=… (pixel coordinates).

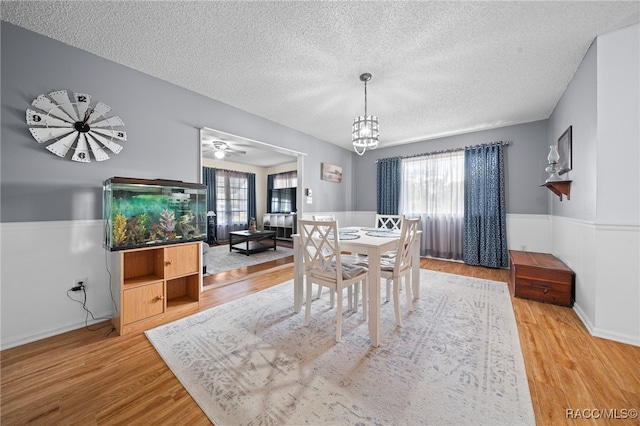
left=368, top=247, right=381, bottom=348
left=229, top=233, right=233, bottom=252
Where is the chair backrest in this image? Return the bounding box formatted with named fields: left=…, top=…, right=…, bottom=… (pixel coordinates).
left=375, top=214, right=404, bottom=231
left=298, top=219, right=342, bottom=281
left=313, top=214, right=335, bottom=221
left=393, top=217, right=419, bottom=272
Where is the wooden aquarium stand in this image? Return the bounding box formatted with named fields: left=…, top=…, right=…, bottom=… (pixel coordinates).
left=110, top=241, right=202, bottom=335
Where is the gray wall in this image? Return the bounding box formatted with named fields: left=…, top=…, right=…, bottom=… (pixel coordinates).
left=352, top=120, right=550, bottom=214
left=1, top=22, right=353, bottom=222
left=547, top=38, right=598, bottom=222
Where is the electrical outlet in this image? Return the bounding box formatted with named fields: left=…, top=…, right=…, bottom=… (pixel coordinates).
left=71, top=277, right=88, bottom=291
left=520, top=245, right=527, bottom=251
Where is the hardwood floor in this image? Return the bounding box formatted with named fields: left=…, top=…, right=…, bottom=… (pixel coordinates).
left=2, top=258, right=638, bottom=425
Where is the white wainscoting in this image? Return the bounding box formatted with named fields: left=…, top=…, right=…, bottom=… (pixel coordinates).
left=506, top=214, right=553, bottom=253
left=1, top=220, right=115, bottom=350
left=299, top=211, right=376, bottom=228
left=552, top=216, right=640, bottom=347
left=3, top=214, right=637, bottom=349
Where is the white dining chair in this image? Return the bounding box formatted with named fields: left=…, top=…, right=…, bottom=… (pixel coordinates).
left=382, top=217, right=419, bottom=326
left=313, top=214, right=335, bottom=221
left=298, top=219, right=368, bottom=342
left=359, top=217, right=419, bottom=327
left=375, top=214, right=403, bottom=231
left=311, top=214, right=335, bottom=299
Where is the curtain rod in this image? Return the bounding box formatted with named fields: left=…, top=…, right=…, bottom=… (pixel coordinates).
left=376, top=140, right=511, bottom=162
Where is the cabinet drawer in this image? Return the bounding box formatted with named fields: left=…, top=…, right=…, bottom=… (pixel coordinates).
left=123, top=281, right=164, bottom=324
left=515, top=278, right=573, bottom=307
left=164, top=243, right=199, bottom=278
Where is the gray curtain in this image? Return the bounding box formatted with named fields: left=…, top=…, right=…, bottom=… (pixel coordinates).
left=202, top=167, right=217, bottom=213
left=248, top=173, right=257, bottom=223
left=376, top=156, right=401, bottom=215
left=463, top=143, right=508, bottom=268
left=203, top=167, right=217, bottom=243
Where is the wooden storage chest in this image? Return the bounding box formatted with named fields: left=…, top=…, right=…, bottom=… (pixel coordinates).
left=509, top=250, right=575, bottom=307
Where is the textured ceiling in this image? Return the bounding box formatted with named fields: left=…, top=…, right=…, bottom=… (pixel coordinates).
left=2, top=1, right=639, bottom=157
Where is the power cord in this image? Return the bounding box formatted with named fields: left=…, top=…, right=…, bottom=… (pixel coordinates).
left=66, top=286, right=116, bottom=336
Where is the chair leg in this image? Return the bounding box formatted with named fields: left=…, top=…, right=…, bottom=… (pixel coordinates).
left=336, top=288, right=343, bottom=342
left=385, top=279, right=391, bottom=302
left=393, top=277, right=402, bottom=327
left=305, top=280, right=313, bottom=326
left=316, top=284, right=322, bottom=299
left=362, top=277, right=368, bottom=321
left=353, top=283, right=360, bottom=313
left=347, top=286, right=353, bottom=311
left=405, top=274, right=413, bottom=312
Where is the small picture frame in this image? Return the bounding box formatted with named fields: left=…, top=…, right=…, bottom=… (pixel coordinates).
left=321, top=163, right=342, bottom=183
left=558, top=126, right=572, bottom=175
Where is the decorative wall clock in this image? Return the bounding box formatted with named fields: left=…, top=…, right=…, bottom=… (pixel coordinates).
left=26, top=90, right=126, bottom=162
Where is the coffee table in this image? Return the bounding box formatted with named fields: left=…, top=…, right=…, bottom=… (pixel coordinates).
left=229, top=230, right=277, bottom=255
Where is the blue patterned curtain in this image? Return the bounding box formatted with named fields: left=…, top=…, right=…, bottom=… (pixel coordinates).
left=247, top=173, right=257, bottom=223
left=463, top=143, right=508, bottom=268
left=376, top=157, right=401, bottom=215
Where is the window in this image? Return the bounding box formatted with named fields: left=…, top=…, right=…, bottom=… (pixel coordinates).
left=400, top=150, right=465, bottom=260
left=271, top=170, right=297, bottom=189
left=400, top=151, right=464, bottom=216
left=216, top=170, right=248, bottom=225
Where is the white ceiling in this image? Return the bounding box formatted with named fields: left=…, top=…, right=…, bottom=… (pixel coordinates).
left=200, top=127, right=301, bottom=167
left=2, top=1, right=639, bottom=164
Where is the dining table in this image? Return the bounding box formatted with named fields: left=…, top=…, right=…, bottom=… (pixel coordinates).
left=292, top=226, right=421, bottom=347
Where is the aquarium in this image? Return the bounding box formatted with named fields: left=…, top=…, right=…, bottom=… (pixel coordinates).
left=103, top=177, right=207, bottom=251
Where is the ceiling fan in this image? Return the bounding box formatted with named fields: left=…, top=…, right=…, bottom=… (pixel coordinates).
left=201, top=139, right=246, bottom=159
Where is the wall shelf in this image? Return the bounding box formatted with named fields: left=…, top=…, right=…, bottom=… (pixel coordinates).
left=541, top=180, right=572, bottom=201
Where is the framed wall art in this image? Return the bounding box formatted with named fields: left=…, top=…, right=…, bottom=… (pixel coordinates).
left=321, top=163, right=342, bottom=183
left=558, top=125, right=572, bottom=175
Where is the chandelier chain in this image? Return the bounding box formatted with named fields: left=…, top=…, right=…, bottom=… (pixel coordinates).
left=364, top=79, right=368, bottom=117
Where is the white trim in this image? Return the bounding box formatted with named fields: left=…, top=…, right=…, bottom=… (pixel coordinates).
left=1, top=218, right=102, bottom=230
left=1, top=313, right=114, bottom=350
left=576, top=299, right=640, bottom=346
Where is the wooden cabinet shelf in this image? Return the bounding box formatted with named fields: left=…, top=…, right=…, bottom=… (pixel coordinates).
left=541, top=180, right=572, bottom=201
left=111, top=242, right=201, bottom=335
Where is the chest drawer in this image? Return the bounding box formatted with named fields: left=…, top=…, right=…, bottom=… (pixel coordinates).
left=514, top=277, right=573, bottom=307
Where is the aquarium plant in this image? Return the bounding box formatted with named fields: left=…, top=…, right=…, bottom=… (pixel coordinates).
left=159, top=209, right=177, bottom=239
left=113, top=213, right=127, bottom=245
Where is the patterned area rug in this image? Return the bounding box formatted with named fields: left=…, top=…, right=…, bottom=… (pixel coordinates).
left=203, top=244, right=294, bottom=275
left=146, top=270, right=534, bottom=425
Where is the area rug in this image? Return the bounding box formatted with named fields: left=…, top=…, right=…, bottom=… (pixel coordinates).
left=146, top=270, right=534, bottom=425
left=203, top=244, right=294, bottom=275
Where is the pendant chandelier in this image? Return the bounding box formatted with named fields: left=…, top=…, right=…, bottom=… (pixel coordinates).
left=352, top=73, right=379, bottom=155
